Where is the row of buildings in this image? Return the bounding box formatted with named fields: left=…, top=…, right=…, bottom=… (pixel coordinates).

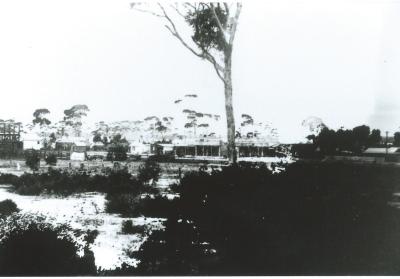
left=4, top=121, right=400, bottom=163
left=20, top=134, right=283, bottom=162
left=0, top=120, right=284, bottom=161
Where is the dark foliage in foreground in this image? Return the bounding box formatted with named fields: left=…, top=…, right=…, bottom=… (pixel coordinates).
left=132, top=162, right=400, bottom=275
left=0, top=214, right=97, bottom=276
left=121, top=220, right=146, bottom=235
left=0, top=199, right=19, bottom=218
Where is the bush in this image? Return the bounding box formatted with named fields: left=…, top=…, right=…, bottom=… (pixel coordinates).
left=0, top=199, right=19, bottom=218
left=0, top=214, right=97, bottom=276
left=0, top=173, right=19, bottom=185
left=121, top=220, right=146, bottom=235
left=135, top=196, right=177, bottom=218
left=105, top=193, right=139, bottom=216
left=25, top=151, right=40, bottom=171
left=6, top=168, right=144, bottom=196
left=45, top=153, right=57, bottom=166
left=134, top=162, right=400, bottom=275
left=137, top=159, right=161, bottom=185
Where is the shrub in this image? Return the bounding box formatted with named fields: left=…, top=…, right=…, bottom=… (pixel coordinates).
left=137, top=159, right=161, bottom=185
left=105, top=193, right=139, bottom=216
left=0, top=173, right=19, bottom=185
left=135, top=196, right=177, bottom=218
left=121, top=220, right=146, bottom=235
left=0, top=214, right=97, bottom=276
left=0, top=199, right=19, bottom=218
left=45, top=153, right=57, bottom=166
left=25, top=151, right=40, bottom=171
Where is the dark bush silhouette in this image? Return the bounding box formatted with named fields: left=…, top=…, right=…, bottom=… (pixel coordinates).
left=0, top=168, right=143, bottom=196
left=310, top=125, right=385, bottom=156
left=121, top=220, right=146, bottom=235
left=137, top=159, right=161, bottom=185
left=0, top=199, right=19, bottom=218
left=25, top=151, right=40, bottom=171
left=105, top=193, right=139, bottom=216
left=133, top=162, right=400, bottom=275
left=45, top=153, right=57, bottom=166
left=0, top=214, right=97, bottom=276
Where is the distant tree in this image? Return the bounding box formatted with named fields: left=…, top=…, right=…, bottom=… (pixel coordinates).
left=32, top=109, right=53, bottom=149
left=110, top=134, right=129, bottom=145
left=107, top=134, right=129, bottom=161
left=63, top=104, right=89, bottom=137
left=368, top=129, right=382, bottom=147
left=183, top=110, right=198, bottom=136
left=55, top=120, right=68, bottom=138
left=394, top=132, right=400, bottom=147
left=32, top=108, right=51, bottom=126
left=93, top=133, right=102, bottom=143
left=316, top=127, right=337, bottom=155
left=239, top=114, right=277, bottom=141
left=302, top=116, right=326, bottom=135
left=49, top=132, right=57, bottom=145
left=335, top=128, right=354, bottom=152
left=25, top=151, right=40, bottom=172
left=352, top=125, right=370, bottom=152
left=313, top=125, right=383, bottom=154
left=144, top=116, right=160, bottom=140
left=155, top=121, right=168, bottom=139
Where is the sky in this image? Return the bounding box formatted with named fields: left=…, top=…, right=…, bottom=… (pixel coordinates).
left=0, top=0, right=399, bottom=143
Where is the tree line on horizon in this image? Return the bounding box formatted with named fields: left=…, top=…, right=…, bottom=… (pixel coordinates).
left=306, top=124, right=400, bottom=155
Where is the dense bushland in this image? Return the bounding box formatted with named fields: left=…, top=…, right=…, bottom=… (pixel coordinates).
left=0, top=164, right=166, bottom=217
left=0, top=214, right=97, bottom=276
left=0, top=168, right=143, bottom=196
left=132, top=162, right=400, bottom=275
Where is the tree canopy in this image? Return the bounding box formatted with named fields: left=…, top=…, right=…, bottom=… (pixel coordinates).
left=33, top=108, right=51, bottom=126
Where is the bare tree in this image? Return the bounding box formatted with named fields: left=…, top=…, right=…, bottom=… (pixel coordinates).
left=132, top=2, right=242, bottom=163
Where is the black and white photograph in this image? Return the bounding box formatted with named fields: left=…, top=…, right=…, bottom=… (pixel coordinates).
left=0, top=0, right=400, bottom=276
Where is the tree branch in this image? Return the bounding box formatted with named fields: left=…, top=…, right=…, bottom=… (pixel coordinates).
left=158, top=3, right=226, bottom=83
left=210, top=3, right=227, bottom=43
left=228, top=3, right=242, bottom=46
left=130, top=3, right=164, bottom=18
left=170, top=3, right=186, bottom=20
left=223, top=3, right=230, bottom=15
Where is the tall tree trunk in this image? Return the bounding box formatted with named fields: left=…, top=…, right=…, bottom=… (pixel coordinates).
left=224, top=47, right=237, bottom=164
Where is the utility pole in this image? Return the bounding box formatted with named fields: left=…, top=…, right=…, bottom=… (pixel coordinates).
left=386, top=131, right=389, bottom=155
